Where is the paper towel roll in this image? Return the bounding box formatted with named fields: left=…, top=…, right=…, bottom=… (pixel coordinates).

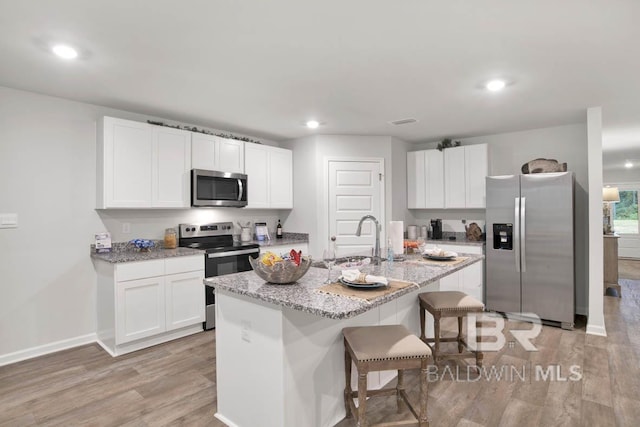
left=407, top=225, right=418, bottom=240
left=389, top=221, right=404, bottom=255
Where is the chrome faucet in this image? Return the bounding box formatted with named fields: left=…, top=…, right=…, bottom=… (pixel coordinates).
left=355, top=215, right=381, bottom=265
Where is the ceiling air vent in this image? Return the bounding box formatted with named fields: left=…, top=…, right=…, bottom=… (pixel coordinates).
left=389, top=118, right=418, bottom=126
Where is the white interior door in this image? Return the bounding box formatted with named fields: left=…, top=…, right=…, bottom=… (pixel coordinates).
left=328, top=160, right=383, bottom=258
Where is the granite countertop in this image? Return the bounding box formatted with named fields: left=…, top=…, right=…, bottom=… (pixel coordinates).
left=205, top=253, right=483, bottom=320
left=252, top=232, right=309, bottom=248
left=90, top=241, right=204, bottom=263
left=424, top=238, right=485, bottom=247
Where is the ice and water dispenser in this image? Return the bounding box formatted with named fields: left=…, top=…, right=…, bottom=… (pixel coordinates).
left=492, top=223, right=513, bottom=250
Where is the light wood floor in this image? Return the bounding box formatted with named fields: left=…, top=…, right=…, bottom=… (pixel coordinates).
left=2, top=280, right=640, bottom=426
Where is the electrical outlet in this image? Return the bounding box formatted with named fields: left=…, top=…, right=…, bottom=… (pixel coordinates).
left=122, top=222, right=131, bottom=234
left=241, top=320, right=251, bottom=343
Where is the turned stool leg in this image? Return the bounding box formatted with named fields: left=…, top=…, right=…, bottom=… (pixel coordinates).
left=344, top=343, right=352, bottom=417
left=396, top=369, right=405, bottom=413
left=419, top=360, right=429, bottom=427
left=433, top=314, right=441, bottom=362
left=419, top=304, right=426, bottom=341
left=358, top=372, right=368, bottom=427
left=457, top=316, right=464, bottom=353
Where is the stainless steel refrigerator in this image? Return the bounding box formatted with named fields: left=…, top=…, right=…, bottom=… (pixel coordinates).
left=485, top=172, right=574, bottom=329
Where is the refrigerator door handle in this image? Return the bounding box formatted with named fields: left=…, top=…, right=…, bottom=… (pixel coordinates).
left=514, top=197, right=520, bottom=273
left=521, top=197, right=526, bottom=272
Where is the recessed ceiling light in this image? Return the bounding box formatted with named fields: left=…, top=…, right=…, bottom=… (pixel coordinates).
left=52, top=44, right=78, bottom=59
left=306, top=120, right=320, bottom=129
left=485, top=79, right=506, bottom=92
left=625, top=161, right=633, bottom=168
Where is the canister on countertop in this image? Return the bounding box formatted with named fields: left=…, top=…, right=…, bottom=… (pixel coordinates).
left=420, top=225, right=428, bottom=239
left=164, top=228, right=177, bottom=249
left=407, top=225, right=418, bottom=240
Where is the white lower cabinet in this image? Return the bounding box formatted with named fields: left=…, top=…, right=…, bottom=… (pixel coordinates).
left=116, top=276, right=166, bottom=344
left=96, top=255, right=204, bottom=356
left=435, top=244, right=484, bottom=302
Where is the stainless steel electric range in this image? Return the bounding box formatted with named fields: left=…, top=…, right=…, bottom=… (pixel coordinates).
left=179, top=222, right=260, bottom=330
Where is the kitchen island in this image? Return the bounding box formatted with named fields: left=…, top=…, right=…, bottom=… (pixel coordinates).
left=205, top=253, right=483, bottom=427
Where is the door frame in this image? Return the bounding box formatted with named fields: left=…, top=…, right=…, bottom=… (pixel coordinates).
left=322, top=156, right=386, bottom=253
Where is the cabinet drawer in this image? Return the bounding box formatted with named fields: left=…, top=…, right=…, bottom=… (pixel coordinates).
left=165, top=255, right=204, bottom=275
left=116, top=259, right=164, bottom=282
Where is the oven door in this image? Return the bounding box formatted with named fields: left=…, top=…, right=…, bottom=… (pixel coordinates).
left=192, top=169, right=248, bottom=208
left=205, top=248, right=260, bottom=277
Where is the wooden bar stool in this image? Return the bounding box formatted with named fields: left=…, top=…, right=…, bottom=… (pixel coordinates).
left=418, top=291, right=484, bottom=367
left=342, top=324, right=431, bottom=427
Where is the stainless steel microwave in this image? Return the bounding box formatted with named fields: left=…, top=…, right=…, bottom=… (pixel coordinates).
left=191, top=169, right=248, bottom=208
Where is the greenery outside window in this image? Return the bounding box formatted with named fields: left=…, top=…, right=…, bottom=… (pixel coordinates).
left=613, top=189, right=639, bottom=234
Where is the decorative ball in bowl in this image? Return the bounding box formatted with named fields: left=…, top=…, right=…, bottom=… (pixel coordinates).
left=249, top=256, right=312, bottom=284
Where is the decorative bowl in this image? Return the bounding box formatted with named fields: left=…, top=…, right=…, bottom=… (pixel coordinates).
left=129, top=239, right=155, bottom=252
left=249, top=256, right=312, bottom=284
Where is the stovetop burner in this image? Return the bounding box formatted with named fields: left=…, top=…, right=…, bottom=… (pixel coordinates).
left=178, top=222, right=260, bottom=254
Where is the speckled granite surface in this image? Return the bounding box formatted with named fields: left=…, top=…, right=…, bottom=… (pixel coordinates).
left=205, top=253, right=483, bottom=319
left=90, top=241, right=204, bottom=263
left=253, top=232, right=309, bottom=248
left=424, top=236, right=485, bottom=247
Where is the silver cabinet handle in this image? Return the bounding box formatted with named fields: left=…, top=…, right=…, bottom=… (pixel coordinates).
left=237, top=179, right=244, bottom=201
left=521, top=197, right=526, bottom=272
left=207, top=248, right=259, bottom=258
left=514, top=197, right=520, bottom=273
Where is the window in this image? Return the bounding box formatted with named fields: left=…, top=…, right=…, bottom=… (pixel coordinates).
left=613, top=189, right=639, bottom=234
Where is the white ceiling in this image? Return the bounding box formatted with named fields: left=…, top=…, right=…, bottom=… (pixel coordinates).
left=1, top=0, right=639, bottom=165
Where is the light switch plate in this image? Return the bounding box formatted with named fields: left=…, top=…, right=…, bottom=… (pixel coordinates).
left=0, top=213, right=18, bottom=229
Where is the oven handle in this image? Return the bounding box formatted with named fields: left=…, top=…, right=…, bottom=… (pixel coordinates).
left=207, top=248, right=260, bottom=259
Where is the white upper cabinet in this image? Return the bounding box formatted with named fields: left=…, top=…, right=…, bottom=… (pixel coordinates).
left=408, top=150, right=444, bottom=209
left=464, top=144, right=488, bottom=208
left=191, top=134, right=244, bottom=174
left=97, top=117, right=191, bottom=209
left=444, top=144, right=488, bottom=208
left=245, top=144, right=293, bottom=209
left=408, top=143, right=487, bottom=210
left=444, top=146, right=467, bottom=208
left=152, top=126, right=191, bottom=208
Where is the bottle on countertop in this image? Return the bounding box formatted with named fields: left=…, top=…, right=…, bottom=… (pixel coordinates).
left=276, top=219, right=283, bottom=239
left=387, top=238, right=394, bottom=267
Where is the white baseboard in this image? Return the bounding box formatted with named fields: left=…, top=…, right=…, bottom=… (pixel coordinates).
left=0, top=333, right=97, bottom=367
left=214, top=413, right=239, bottom=427
left=586, top=323, right=607, bottom=336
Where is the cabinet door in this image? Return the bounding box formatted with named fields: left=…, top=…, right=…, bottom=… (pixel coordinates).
left=245, top=144, right=270, bottom=208
left=407, top=151, right=426, bottom=209
left=152, top=126, right=191, bottom=208
left=219, top=138, right=245, bottom=174
left=102, top=117, right=153, bottom=208
left=191, top=133, right=218, bottom=171
left=461, top=261, right=484, bottom=302
left=269, top=147, right=293, bottom=208
left=425, top=150, right=444, bottom=208
left=444, top=146, right=466, bottom=208
left=116, top=277, right=166, bottom=344
left=439, top=270, right=459, bottom=291
left=165, top=271, right=205, bottom=331
left=465, top=144, right=488, bottom=208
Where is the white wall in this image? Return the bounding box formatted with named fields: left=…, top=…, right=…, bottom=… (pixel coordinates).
left=281, top=135, right=412, bottom=258
left=0, top=85, right=288, bottom=363
left=586, top=107, right=605, bottom=336
left=411, top=123, right=590, bottom=315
